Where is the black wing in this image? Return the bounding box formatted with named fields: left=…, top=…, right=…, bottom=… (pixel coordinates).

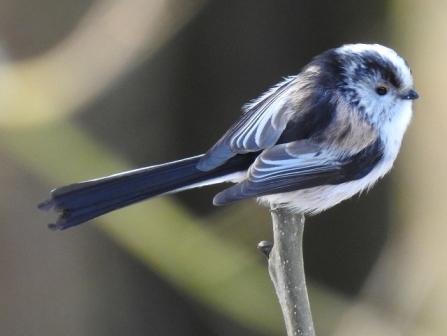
left=213, top=139, right=383, bottom=204
left=197, top=76, right=300, bottom=171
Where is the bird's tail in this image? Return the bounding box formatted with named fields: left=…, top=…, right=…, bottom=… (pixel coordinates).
left=38, top=154, right=255, bottom=230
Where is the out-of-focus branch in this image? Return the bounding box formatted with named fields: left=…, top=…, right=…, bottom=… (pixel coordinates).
left=265, top=205, right=315, bottom=336
left=0, top=0, right=207, bottom=127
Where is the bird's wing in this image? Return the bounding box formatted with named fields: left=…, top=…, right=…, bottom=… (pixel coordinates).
left=213, top=139, right=383, bottom=205
left=197, top=76, right=300, bottom=171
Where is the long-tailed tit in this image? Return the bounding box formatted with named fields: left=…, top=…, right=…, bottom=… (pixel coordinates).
left=39, top=43, right=418, bottom=230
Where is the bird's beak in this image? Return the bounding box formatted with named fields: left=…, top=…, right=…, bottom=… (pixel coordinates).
left=401, top=89, right=419, bottom=100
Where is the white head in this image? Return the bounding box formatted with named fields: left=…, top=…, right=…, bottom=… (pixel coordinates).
left=334, top=44, right=417, bottom=127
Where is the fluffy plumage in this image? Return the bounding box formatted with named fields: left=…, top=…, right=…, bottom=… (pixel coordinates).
left=39, top=43, right=418, bottom=229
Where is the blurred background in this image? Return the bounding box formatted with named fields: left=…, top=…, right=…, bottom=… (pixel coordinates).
left=0, top=0, right=444, bottom=335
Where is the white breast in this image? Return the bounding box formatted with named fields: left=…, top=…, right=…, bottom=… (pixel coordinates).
left=258, top=103, right=413, bottom=214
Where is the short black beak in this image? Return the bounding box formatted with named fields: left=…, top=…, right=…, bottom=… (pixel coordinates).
left=401, top=89, right=419, bottom=100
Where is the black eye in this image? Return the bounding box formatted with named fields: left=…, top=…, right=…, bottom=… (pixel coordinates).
left=375, top=85, right=388, bottom=96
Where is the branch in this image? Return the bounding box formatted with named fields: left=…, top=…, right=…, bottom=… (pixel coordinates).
left=260, top=205, right=315, bottom=336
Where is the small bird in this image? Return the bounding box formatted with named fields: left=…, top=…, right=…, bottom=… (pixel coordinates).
left=39, top=43, right=418, bottom=230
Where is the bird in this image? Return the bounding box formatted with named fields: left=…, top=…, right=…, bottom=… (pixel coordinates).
left=38, top=43, right=418, bottom=230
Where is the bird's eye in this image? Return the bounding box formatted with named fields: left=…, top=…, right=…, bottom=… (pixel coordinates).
left=375, top=85, right=388, bottom=96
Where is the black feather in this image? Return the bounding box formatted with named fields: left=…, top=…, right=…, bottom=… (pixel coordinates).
left=38, top=153, right=257, bottom=230
left=213, top=139, right=383, bottom=205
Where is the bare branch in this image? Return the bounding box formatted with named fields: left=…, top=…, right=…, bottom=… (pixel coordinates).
left=265, top=205, right=315, bottom=336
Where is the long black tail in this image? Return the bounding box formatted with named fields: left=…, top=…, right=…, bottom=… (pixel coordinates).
left=38, top=153, right=256, bottom=230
